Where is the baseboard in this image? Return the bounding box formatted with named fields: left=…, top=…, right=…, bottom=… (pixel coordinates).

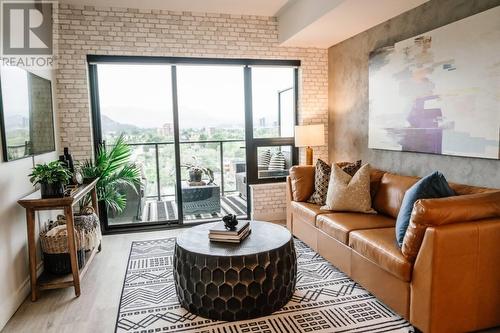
left=0, top=262, right=43, bottom=331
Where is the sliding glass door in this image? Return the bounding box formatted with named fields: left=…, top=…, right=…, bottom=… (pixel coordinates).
left=93, top=64, right=179, bottom=226
left=176, top=65, right=247, bottom=223
left=88, top=56, right=299, bottom=232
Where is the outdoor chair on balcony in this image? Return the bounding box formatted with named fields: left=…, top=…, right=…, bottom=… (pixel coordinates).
left=235, top=150, right=291, bottom=199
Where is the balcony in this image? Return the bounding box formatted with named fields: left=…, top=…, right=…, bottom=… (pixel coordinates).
left=90, top=62, right=297, bottom=230
left=107, top=139, right=248, bottom=226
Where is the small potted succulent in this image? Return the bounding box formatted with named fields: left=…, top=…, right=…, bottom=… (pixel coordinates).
left=182, top=157, right=214, bottom=184
left=29, top=161, right=72, bottom=198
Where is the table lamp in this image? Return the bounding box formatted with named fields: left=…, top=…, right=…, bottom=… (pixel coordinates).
left=294, top=124, right=325, bottom=165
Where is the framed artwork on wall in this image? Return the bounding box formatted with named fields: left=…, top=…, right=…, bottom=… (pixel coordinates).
left=0, top=66, right=56, bottom=161
left=368, top=6, right=500, bottom=160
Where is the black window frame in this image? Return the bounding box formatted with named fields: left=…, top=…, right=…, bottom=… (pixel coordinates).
left=87, top=55, right=300, bottom=233
left=244, top=65, right=299, bottom=188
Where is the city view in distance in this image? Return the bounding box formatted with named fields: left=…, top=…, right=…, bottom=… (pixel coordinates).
left=101, top=112, right=281, bottom=199
left=97, top=64, right=294, bottom=201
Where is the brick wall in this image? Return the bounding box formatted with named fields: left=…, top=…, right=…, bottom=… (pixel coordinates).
left=250, top=183, right=287, bottom=223
left=55, top=4, right=328, bottom=219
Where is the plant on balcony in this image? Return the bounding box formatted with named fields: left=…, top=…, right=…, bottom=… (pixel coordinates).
left=79, top=134, right=141, bottom=213
left=182, top=157, right=214, bottom=184
left=29, top=161, right=72, bottom=198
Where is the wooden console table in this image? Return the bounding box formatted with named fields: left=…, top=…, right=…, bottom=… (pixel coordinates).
left=18, top=179, right=100, bottom=301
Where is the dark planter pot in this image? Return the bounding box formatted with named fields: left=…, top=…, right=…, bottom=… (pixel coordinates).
left=189, top=170, right=202, bottom=182
left=83, top=176, right=98, bottom=184
left=40, top=182, right=65, bottom=198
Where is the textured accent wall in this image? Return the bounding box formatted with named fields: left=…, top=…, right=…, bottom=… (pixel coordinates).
left=55, top=4, right=328, bottom=162
left=328, top=0, right=500, bottom=188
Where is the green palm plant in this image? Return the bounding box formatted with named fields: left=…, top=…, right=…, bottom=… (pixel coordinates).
left=80, top=134, right=141, bottom=214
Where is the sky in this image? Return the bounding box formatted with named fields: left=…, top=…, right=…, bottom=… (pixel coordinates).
left=97, top=64, right=294, bottom=130
left=1, top=66, right=30, bottom=118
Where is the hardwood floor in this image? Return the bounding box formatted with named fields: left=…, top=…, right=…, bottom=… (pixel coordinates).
left=2, top=228, right=182, bottom=333
left=3, top=226, right=499, bottom=333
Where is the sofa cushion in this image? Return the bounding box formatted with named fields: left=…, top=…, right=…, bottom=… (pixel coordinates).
left=369, top=169, right=386, bottom=200
left=289, top=165, right=315, bottom=202
left=317, top=213, right=396, bottom=244
left=268, top=151, right=286, bottom=171
left=395, top=171, right=455, bottom=247
left=307, top=159, right=332, bottom=205
left=373, top=173, right=419, bottom=218
left=349, top=228, right=413, bottom=282
left=322, top=164, right=376, bottom=214
left=337, top=160, right=363, bottom=176
left=291, top=201, right=327, bottom=225
left=308, top=160, right=362, bottom=206
left=258, top=149, right=271, bottom=168
left=402, top=191, right=500, bottom=262
left=448, top=182, right=493, bottom=195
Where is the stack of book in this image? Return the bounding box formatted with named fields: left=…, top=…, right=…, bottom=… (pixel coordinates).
left=209, top=221, right=251, bottom=243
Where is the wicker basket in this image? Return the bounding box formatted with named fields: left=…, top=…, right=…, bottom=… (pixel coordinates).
left=40, top=225, right=86, bottom=275
left=74, top=206, right=102, bottom=251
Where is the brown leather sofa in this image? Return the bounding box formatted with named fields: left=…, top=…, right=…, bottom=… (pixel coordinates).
left=286, top=165, right=500, bottom=333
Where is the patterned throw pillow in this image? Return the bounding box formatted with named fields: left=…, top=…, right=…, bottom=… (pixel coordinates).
left=258, top=149, right=271, bottom=168
left=308, top=159, right=362, bottom=205
left=321, top=163, right=376, bottom=214
left=268, top=151, right=286, bottom=170
left=338, top=160, right=362, bottom=177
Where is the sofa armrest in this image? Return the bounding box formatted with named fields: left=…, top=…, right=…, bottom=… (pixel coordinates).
left=411, top=219, right=500, bottom=333
left=288, top=165, right=315, bottom=202
left=286, top=176, right=293, bottom=230
left=402, top=191, right=500, bottom=262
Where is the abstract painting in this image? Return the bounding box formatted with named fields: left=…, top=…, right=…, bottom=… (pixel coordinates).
left=369, top=6, right=500, bottom=159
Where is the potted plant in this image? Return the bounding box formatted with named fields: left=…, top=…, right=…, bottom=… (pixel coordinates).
left=79, top=163, right=99, bottom=184
left=79, top=134, right=141, bottom=214
left=29, top=161, right=72, bottom=198
left=182, top=157, right=214, bottom=184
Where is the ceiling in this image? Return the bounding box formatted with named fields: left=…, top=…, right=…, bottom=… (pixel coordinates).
left=278, top=0, right=430, bottom=48
left=59, top=0, right=430, bottom=48
left=59, top=0, right=289, bottom=16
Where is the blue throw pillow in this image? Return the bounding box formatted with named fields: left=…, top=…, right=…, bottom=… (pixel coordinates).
left=395, top=172, right=455, bottom=247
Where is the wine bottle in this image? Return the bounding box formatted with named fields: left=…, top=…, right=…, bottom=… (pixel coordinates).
left=63, top=147, right=74, bottom=173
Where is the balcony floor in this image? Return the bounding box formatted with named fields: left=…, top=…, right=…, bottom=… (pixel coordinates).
left=142, top=193, right=247, bottom=223
left=108, top=192, right=248, bottom=226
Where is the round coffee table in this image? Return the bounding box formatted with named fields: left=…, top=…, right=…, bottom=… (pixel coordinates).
left=173, top=220, right=297, bottom=321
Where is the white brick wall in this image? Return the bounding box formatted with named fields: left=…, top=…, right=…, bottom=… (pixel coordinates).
left=250, top=183, right=287, bottom=223
left=55, top=4, right=328, bottom=219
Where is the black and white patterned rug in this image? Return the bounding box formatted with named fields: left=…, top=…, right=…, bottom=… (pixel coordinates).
left=116, top=238, right=414, bottom=333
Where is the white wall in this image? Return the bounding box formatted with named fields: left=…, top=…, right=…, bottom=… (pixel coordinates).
left=0, top=69, right=59, bottom=330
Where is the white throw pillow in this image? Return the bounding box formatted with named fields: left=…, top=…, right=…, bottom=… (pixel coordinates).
left=268, top=151, right=286, bottom=171
left=321, top=163, right=376, bottom=214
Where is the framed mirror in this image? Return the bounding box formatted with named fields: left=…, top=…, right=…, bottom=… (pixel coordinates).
left=0, top=66, right=55, bottom=161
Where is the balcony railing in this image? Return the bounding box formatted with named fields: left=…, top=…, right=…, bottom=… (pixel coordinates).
left=124, top=139, right=246, bottom=201
left=7, top=142, right=30, bottom=159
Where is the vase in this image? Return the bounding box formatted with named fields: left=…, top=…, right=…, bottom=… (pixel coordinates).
left=40, top=182, right=65, bottom=198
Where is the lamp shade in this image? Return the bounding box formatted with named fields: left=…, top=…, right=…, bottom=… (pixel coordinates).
left=294, top=124, right=325, bottom=147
